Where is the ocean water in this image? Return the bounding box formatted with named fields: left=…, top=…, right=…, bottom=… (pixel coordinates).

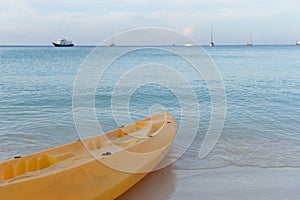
left=1, top=45, right=300, bottom=173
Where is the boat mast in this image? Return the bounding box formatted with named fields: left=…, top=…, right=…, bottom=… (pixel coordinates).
left=211, top=26, right=214, bottom=43
left=209, top=26, right=215, bottom=47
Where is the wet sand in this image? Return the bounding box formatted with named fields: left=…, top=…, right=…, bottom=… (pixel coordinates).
left=117, top=165, right=176, bottom=200
left=118, top=166, right=300, bottom=200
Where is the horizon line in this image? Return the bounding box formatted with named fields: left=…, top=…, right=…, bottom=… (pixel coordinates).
left=0, top=43, right=298, bottom=47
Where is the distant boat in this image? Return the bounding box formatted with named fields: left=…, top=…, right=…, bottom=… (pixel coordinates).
left=209, top=26, right=215, bottom=47
left=184, top=42, right=194, bottom=47
left=108, top=42, right=115, bottom=47
left=52, top=38, right=74, bottom=47
left=108, top=36, right=115, bottom=47
left=296, top=40, right=300, bottom=45
left=246, top=34, right=253, bottom=46
left=246, top=42, right=253, bottom=46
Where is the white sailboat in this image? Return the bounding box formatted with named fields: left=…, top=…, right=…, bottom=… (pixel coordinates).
left=296, top=40, right=300, bottom=45
left=108, top=35, right=115, bottom=47
left=108, top=42, right=115, bottom=47
left=246, top=34, right=253, bottom=46
left=209, top=26, right=215, bottom=47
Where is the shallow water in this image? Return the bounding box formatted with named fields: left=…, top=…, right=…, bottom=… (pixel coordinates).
left=1, top=45, right=300, bottom=172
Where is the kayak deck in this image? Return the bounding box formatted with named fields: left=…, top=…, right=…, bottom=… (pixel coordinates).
left=0, top=112, right=177, bottom=200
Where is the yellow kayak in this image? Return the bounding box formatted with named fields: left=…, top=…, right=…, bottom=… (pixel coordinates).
left=0, top=112, right=177, bottom=200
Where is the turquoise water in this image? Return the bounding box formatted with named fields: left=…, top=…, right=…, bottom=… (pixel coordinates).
left=1, top=45, right=300, bottom=170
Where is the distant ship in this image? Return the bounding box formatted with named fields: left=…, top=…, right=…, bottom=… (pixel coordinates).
left=184, top=42, right=194, bottom=47
left=52, top=38, right=74, bottom=47
left=296, top=40, right=300, bottom=45
left=209, top=26, right=215, bottom=47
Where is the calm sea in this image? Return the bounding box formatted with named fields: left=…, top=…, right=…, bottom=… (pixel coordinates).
left=1, top=45, right=300, bottom=171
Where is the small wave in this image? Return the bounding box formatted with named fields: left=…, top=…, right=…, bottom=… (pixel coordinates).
left=173, top=132, right=300, bottom=171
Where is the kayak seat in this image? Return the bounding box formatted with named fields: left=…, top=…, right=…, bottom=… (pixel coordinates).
left=148, top=120, right=165, bottom=136
left=112, top=135, right=140, bottom=147
left=86, top=137, right=110, bottom=151
left=1, top=155, right=58, bottom=181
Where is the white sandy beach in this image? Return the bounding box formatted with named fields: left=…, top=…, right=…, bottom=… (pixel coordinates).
left=118, top=166, right=300, bottom=200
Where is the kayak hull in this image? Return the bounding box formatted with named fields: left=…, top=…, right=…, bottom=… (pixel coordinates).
left=0, top=112, right=177, bottom=200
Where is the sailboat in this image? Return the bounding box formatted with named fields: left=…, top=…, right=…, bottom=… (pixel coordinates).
left=209, top=26, right=215, bottom=47
left=246, top=34, right=253, bottom=46
left=296, top=40, right=300, bottom=45
left=108, top=40, right=115, bottom=47
left=109, top=40, right=115, bottom=47
left=108, top=35, right=116, bottom=47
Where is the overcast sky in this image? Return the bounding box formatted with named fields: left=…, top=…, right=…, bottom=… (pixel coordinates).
left=0, top=0, right=299, bottom=45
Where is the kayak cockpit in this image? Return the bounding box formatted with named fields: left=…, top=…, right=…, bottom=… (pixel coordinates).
left=0, top=112, right=170, bottom=184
